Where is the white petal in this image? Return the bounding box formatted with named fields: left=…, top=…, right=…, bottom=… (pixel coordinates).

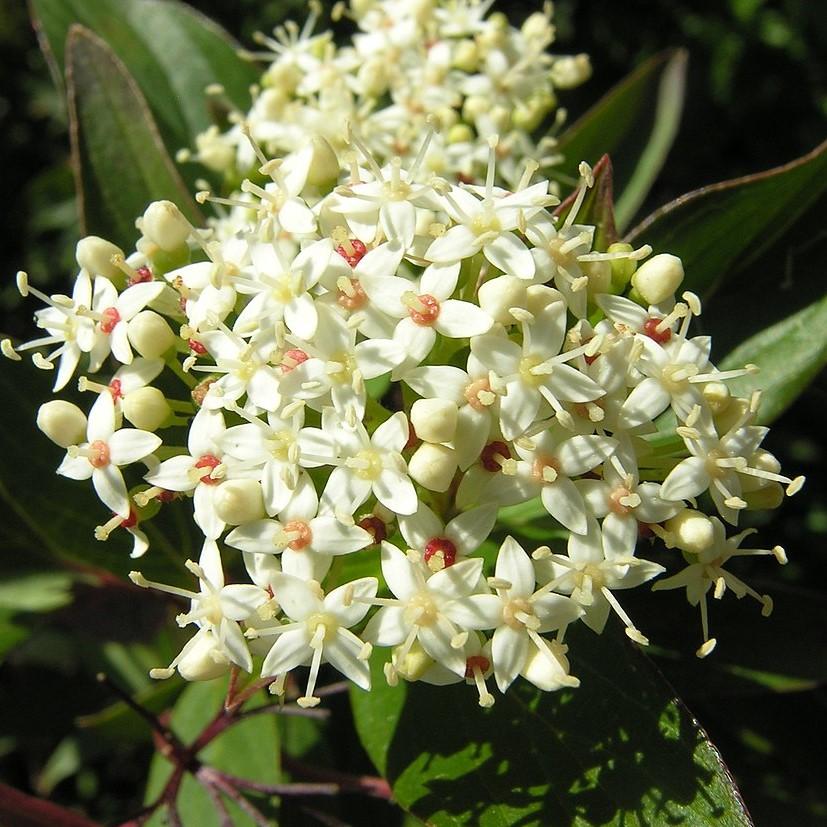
left=556, top=435, right=617, bottom=477
left=92, top=466, right=129, bottom=517
left=428, top=557, right=484, bottom=600
left=270, top=571, right=322, bottom=621
left=220, top=619, right=253, bottom=673
left=261, top=629, right=311, bottom=677
left=194, top=484, right=224, bottom=540
left=484, top=232, right=535, bottom=279
left=325, top=577, right=377, bottom=627
left=443, top=594, right=502, bottom=630
left=87, top=391, right=116, bottom=441
left=446, top=504, right=498, bottom=553
left=435, top=300, right=493, bottom=338
left=426, top=224, right=480, bottom=263
left=220, top=585, right=267, bottom=621
left=363, top=605, right=407, bottom=647
left=372, top=411, right=409, bottom=452
left=492, top=625, right=529, bottom=692
left=284, top=294, right=318, bottom=340
left=310, top=516, right=372, bottom=555
left=398, top=503, right=443, bottom=551
left=108, top=429, right=162, bottom=466
left=380, top=200, right=416, bottom=248
left=374, top=469, right=417, bottom=515
left=601, top=512, right=638, bottom=558
left=494, top=536, right=535, bottom=598
left=540, top=477, right=588, bottom=535
left=618, top=378, right=672, bottom=429
left=418, top=616, right=465, bottom=676
left=420, top=261, right=461, bottom=299
left=144, top=455, right=197, bottom=491
left=325, top=630, right=371, bottom=689
left=380, top=541, right=420, bottom=602
left=660, top=456, right=710, bottom=502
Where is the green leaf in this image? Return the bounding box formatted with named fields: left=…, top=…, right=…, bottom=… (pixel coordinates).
left=0, top=573, right=74, bottom=612
left=31, top=0, right=256, bottom=150
left=556, top=50, right=687, bottom=231
left=626, top=140, right=827, bottom=298
left=66, top=25, right=202, bottom=250
left=717, top=292, right=827, bottom=424
left=351, top=626, right=753, bottom=826
left=145, top=677, right=280, bottom=826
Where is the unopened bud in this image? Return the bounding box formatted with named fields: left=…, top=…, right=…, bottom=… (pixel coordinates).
left=122, top=387, right=172, bottom=431
left=305, top=136, right=341, bottom=189
left=664, top=509, right=715, bottom=555
left=408, top=443, right=458, bottom=492
left=582, top=260, right=612, bottom=295
left=453, top=40, right=479, bottom=72
left=195, top=126, right=235, bottom=173
left=75, top=236, right=125, bottom=280
left=631, top=254, right=684, bottom=305
left=743, top=483, right=784, bottom=510
left=37, top=400, right=87, bottom=448
left=551, top=54, right=592, bottom=89
left=177, top=630, right=231, bottom=681
left=139, top=201, right=192, bottom=252
left=127, top=311, right=176, bottom=358
left=447, top=123, right=474, bottom=145
left=702, top=381, right=731, bottom=415
left=213, top=479, right=266, bottom=525
left=607, top=242, right=637, bottom=292
left=478, top=276, right=528, bottom=324
left=393, top=639, right=433, bottom=682
left=410, top=398, right=458, bottom=444
left=462, top=95, right=490, bottom=123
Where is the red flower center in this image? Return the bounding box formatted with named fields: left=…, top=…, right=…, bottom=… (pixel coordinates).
left=194, top=454, right=221, bottom=485
left=480, top=440, right=511, bottom=472
left=358, top=516, right=387, bottom=545
left=465, top=655, right=491, bottom=678
left=100, top=307, right=121, bottom=334
left=424, top=537, right=457, bottom=569
left=642, top=317, right=672, bottom=344
left=89, top=440, right=111, bottom=468
left=335, top=238, right=367, bottom=268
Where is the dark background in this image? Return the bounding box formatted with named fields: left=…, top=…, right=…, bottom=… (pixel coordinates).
left=0, top=0, right=825, bottom=824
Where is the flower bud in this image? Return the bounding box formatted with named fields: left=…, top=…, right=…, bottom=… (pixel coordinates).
left=607, top=242, right=637, bottom=292
left=411, top=398, right=458, bottom=444
left=526, top=285, right=565, bottom=315
left=664, top=509, right=715, bottom=555
left=75, top=236, right=125, bottom=280
left=177, top=630, right=231, bottom=681
left=37, top=400, right=87, bottom=448
left=740, top=450, right=781, bottom=492
left=195, top=126, right=235, bottom=173
left=522, top=12, right=555, bottom=44
left=478, top=276, right=528, bottom=324
left=702, top=381, right=730, bottom=415
left=139, top=201, right=192, bottom=253
left=631, top=254, right=684, bottom=305
left=214, top=479, right=266, bottom=526
left=305, top=136, right=341, bottom=190
left=743, top=483, right=784, bottom=510
left=408, top=443, right=458, bottom=492
left=127, top=311, right=176, bottom=358
left=447, top=123, right=474, bottom=145
left=713, top=396, right=750, bottom=434
left=463, top=95, right=490, bottom=123
left=582, top=260, right=612, bottom=295
left=551, top=54, right=592, bottom=89
left=393, top=639, right=433, bottom=682
left=122, top=387, right=171, bottom=431
left=453, top=40, right=479, bottom=72
left=358, top=58, right=390, bottom=98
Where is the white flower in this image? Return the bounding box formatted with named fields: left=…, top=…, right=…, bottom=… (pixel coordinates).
left=534, top=517, right=664, bottom=642
left=249, top=573, right=378, bottom=707
left=225, top=474, right=372, bottom=581
left=130, top=539, right=268, bottom=676
left=426, top=140, right=556, bottom=279
left=318, top=409, right=419, bottom=516
left=363, top=542, right=493, bottom=678
left=652, top=518, right=785, bottom=657
left=456, top=536, right=583, bottom=692
left=471, top=301, right=603, bottom=438
left=500, top=424, right=617, bottom=534
left=143, top=407, right=236, bottom=539
left=398, top=502, right=498, bottom=572
left=57, top=392, right=161, bottom=518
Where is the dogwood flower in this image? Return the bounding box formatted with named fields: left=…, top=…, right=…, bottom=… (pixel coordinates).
left=58, top=392, right=161, bottom=518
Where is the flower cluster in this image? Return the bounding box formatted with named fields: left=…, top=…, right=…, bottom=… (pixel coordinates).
left=179, top=0, right=590, bottom=189
left=5, top=0, right=803, bottom=709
